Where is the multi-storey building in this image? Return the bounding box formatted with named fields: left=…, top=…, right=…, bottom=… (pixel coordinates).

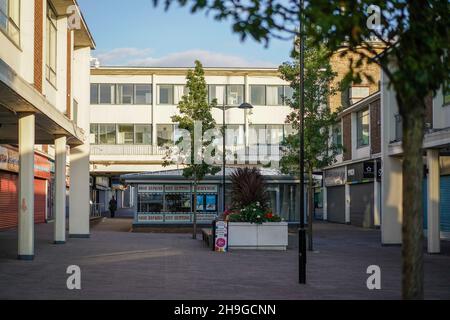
left=88, top=67, right=301, bottom=220
left=0, top=0, right=95, bottom=259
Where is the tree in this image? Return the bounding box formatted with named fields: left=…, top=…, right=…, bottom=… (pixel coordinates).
left=279, top=39, right=341, bottom=251
left=153, top=0, right=450, bottom=299
left=165, top=60, right=220, bottom=239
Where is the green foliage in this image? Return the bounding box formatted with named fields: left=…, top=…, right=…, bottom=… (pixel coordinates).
left=279, top=38, right=341, bottom=176
left=229, top=167, right=269, bottom=210
left=227, top=202, right=282, bottom=224
left=164, top=60, right=221, bottom=182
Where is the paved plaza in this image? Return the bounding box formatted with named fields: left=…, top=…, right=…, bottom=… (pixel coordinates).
left=0, top=218, right=449, bottom=300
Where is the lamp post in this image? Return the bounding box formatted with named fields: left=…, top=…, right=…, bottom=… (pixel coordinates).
left=298, top=0, right=307, bottom=284
left=219, top=101, right=254, bottom=213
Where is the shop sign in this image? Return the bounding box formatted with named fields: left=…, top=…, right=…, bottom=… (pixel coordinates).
left=214, top=220, right=228, bottom=252
left=195, top=185, right=218, bottom=193
left=138, top=184, right=163, bottom=193
left=324, top=166, right=346, bottom=187
left=95, top=176, right=110, bottom=188
left=363, top=161, right=375, bottom=179
left=197, top=213, right=217, bottom=222
left=164, top=214, right=191, bottom=223
left=137, top=214, right=164, bottom=223
left=165, top=185, right=191, bottom=193
left=0, top=146, right=51, bottom=178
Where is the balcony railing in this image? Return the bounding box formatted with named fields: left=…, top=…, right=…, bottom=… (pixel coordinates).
left=90, top=144, right=167, bottom=156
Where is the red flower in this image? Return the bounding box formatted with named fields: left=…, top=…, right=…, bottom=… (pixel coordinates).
left=265, top=212, right=273, bottom=219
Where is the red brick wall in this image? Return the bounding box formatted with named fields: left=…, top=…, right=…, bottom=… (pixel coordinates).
left=342, top=114, right=352, bottom=161
left=66, top=30, right=72, bottom=118
left=425, top=94, right=433, bottom=129
left=370, top=98, right=381, bottom=154
left=33, top=0, right=43, bottom=92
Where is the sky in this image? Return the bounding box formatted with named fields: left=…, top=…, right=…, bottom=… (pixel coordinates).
left=77, top=0, right=293, bottom=68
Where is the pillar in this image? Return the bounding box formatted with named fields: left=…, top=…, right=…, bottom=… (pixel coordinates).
left=322, top=185, right=328, bottom=220
left=69, top=144, right=90, bottom=238
left=18, top=113, right=35, bottom=260
left=373, top=160, right=381, bottom=227
left=54, top=135, right=67, bottom=244
left=345, top=183, right=350, bottom=223
left=427, top=149, right=440, bottom=253
left=381, top=156, right=402, bottom=244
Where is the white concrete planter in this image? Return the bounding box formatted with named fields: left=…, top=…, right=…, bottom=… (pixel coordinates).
left=228, top=222, right=288, bottom=250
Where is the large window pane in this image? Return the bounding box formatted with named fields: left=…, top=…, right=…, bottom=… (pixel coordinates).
left=135, top=124, right=152, bottom=144
left=1, top=0, right=20, bottom=45
left=165, top=193, right=191, bottom=212
left=158, top=85, right=173, bottom=104
left=284, top=86, right=294, bottom=105
left=99, top=84, right=115, bottom=104
left=250, top=85, right=266, bottom=105
left=98, top=124, right=116, bottom=144
left=90, top=84, right=99, bottom=104
left=266, top=125, right=283, bottom=144
left=46, top=3, right=57, bottom=86
left=135, top=84, right=152, bottom=104
left=117, top=84, right=134, bottom=104
left=209, top=85, right=225, bottom=105
left=90, top=124, right=98, bottom=144
left=117, top=124, right=134, bottom=144
left=0, top=0, right=7, bottom=31
left=357, top=109, right=369, bottom=147
left=157, top=124, right=174, bottom=146
left=266, top=86, right=283, bottom=105
left=174, top=85, right=187, bottom=105
left=227, top=85, right=244, bottom=106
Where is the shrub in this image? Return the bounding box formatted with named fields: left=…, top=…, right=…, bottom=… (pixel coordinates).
left=227, top=202, right=282, bottom=224
left=229, top=167, right=269, bottom=210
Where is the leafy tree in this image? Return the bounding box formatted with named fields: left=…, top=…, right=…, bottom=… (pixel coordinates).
left=165, top=60, right=220, bottom=239
left=153, top=0, right=450, bottom=299
left=279, top=39, right=341, bottom=251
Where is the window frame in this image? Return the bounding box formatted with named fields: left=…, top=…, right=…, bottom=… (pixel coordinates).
left=157, top=84, right=175, bottom=105
left=45, top=1, right=57, bottom=87
left=356, top=108, right=370, bottom=148
left=0, top=0, right=21, bottom=47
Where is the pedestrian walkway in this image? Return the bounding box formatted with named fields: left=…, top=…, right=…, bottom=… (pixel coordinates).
left=0, top=219, right=449, bottom=299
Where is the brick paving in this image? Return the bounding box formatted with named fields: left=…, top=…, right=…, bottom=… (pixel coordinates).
left=0, top=218, right=449, bottom=300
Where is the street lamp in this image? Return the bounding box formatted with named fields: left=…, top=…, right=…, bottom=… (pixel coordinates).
left=217, top=101, right=254, bottom=214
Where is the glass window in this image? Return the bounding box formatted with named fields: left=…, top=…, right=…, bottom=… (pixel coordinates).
left=117, top=124, right=134, bottom=144
left=249, top=124, right=266, bottom=145
left=357, top=109, right=370, bottom=148
left=284, top=86, right=294, bottom=105
left=98, top=124, right=116, bottom=144
left=99, top=84, right=115, bottom=104
left=174, top=85, right=187, bottom=105
left=227, top=85, right=244, bottom=106
left=46, top=3, right=57, bottom=86
left=284, top=124, right=297, bottom=139
left=134, top=84, right=152, bottom=104
left=135, top=124, right=152, bottom=144
left=90, top=84, right=99, bottom=104
left=117, top=84, right=134, bottom=104
left=209, top=85, right=225, bottom=105
left=332, top=122, right=342, bottom=153
left=266, top=125, right=284, bottom=144
left=266, top=86, right=283, bottom=105
left=158, top=85, right=173, bottom=104
left=0, top=0, right=20, bottom=45
left=90, top=124, right=98, bottom=144
left=138, top=193, right=163, bottom=213
left=250, top=85, right=266, bottom=105
left=157, top=124, right=174, bottom=146
left=165, top=193, right=191, bottom=212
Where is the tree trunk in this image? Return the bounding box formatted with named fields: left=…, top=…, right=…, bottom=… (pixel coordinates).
left=192, top=182, right=198, bottom=239
left=399, top=97, right=425, bottom=300
left=307, top=167, right=314, bottom=251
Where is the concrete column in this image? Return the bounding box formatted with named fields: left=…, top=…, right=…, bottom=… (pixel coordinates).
left=374, top=160, right=381, bottom=227
left=69, top=144, right=90, bottom=238
left=427, top=149, right=440, bottom=253
left=322, top=185, right=328, bottom=220
left=54, top=135, right=67, bottom=244
left=152, top=74, right=157, bottom=148
left=18, top=113, right=35, bottom=260
left=244, top=74, right=250, bottom=147
left=345, top=183, right=351, bottom=223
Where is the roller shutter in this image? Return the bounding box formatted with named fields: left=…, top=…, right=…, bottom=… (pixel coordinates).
left=34, top=178, right=46, bottom=224
left=350, top=182, right=374, bottom=228
left=327, top=185, right=345, bottom=223
left=424, top=175, right=450, bottom=233
left=0, top=172, right=18, bottom=230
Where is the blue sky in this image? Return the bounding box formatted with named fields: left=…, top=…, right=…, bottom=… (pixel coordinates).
left=78, top=0, right=293, bottom=67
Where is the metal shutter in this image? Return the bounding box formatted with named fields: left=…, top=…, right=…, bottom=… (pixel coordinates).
left=440, top=176, right=450, bottom=232
left=34, top=178, right=46, bottom=224
left=350, top=182, right=374, bottom=228
left=327, top=185, right=345, bottom=223
left=0, top=172, right=19, bottom=230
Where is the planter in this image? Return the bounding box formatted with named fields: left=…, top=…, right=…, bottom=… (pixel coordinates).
left=228, top=222, right=288, bottom=250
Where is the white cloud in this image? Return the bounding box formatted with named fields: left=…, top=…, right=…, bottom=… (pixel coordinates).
left=93, top=48, right=277, bottom=68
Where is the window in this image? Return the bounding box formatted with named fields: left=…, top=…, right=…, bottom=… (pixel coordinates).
left=284, top=86, right=294, bottom=104
left=158, top=85, right=173, bottom=104
left=90, top=84, right=99, bottom=104
left=266, top=86, right=284, bottom=105
left=135, top=84, right=152, bottom=104
left=357, top=109, right=370, bottom=148
left=117, top=124, right=134, bottom=144
left=90, top=124, right=98, bottom=144
left=157, top=124, right=174, bottom=146
left=0, top=0, right=20, bottom=45
left=116, top=84, right=134, bottom=104
left=209, top=85, right=225, bottom=105
left=284, top=124, right=297, bottom=138
left=250, top=85, right=266, bottom=105
left=98, top=124, right=116, bottom=144
left=444, top=81, right=450, bottom=106
left=165, top=193, right=191, bottom=212
left=135, top=124, right=152, bottom=144
left=46, top=2, right=57, bottom=86
left=249, top=124, right=283, bottom=145
left=99, top=84, right=115, bottom=104
left=227, top=85, right=244, bottom=106
left=331, top=122, right=342, bottom=153
left=174, top=85, right=187, bottom=105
